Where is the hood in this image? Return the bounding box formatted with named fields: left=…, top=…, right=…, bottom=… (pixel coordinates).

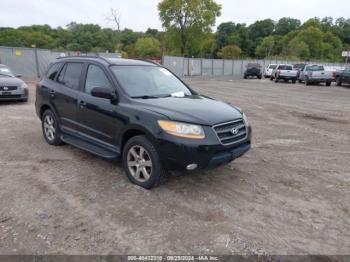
left=134, top=95, right=243, bottom=126
left=0, top=76, right=24, bottom=86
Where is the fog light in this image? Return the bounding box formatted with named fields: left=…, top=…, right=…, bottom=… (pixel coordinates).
left=186, top=164, right=198, bottom=170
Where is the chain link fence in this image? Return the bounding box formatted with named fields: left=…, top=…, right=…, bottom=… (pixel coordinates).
left=163, top=55, right=347, bottom=78
left=0, top=46, right=121, bottom=78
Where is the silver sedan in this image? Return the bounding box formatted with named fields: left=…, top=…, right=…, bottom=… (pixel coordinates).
left=0, top=64, right=28, bottom=102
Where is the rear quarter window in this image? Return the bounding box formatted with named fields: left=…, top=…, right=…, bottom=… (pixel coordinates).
left=46, top=63, right=62, bottom=81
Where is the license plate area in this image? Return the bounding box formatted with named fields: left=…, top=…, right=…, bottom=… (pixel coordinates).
left=1, top=91, right=12, bottom=95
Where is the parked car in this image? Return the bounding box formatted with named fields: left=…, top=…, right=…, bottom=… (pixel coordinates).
left=298, top=65, right=333, bottom=86
left=335, top=67, right=350, bottom=86
left=293, top=63, right=307, bottom=79
left=35, top=57, right=252, bottom=189
left=271, top=64, right=298, bottom=83
left=0, top=64, right=28, bottom=102
left=264, top=64, right=277, bottom=78
left=244, top=63, right=262, bottom=79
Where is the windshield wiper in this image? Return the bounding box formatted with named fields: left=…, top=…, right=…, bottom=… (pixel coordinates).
left=131, top=95, right=164, bottom=99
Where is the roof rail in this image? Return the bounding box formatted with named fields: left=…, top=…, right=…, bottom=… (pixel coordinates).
left=56, top=55, right=111, bottom=64
left=135, top=59, right=161, bottom=66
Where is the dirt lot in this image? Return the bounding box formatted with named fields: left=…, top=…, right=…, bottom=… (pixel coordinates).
left=0, top=78, right=349, bottom=255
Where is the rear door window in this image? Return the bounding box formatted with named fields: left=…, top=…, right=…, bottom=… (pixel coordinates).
left=57, top=62, right=83, bottom=90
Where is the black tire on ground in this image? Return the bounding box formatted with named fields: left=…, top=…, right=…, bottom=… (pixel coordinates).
left=274, top=77, right=279, bottom=83
left=336, top=78, right=342, bottom=86
left=122, top=135, right=168, bottom=189
left=292, top=80, right=296, bottom=84
left=258, top=75, right=262, bottom=79
left=326, top=81, right=331, bottom=87
left=305, top=78, right=310, bottom=86
left=42, top=109, right=64, bottom=146
left=20, top=98, right=28, bottom=102
left=244, top=75, right=247, bottom=79
left=299, top=79, right=302, bottom=83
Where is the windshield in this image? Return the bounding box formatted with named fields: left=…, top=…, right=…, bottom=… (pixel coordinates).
left=111, top=66, right=192, bottom=98
left=0, top=66, right=14, bottom=77
left=306, top=65, right=324, bottom=71
left=269, top=65, right=277, bottom=69
left=293, top=64, right=306, bottom=69
left=247, top=63, right=260, bottom=69
left=278, top=65, right=293, bottom=70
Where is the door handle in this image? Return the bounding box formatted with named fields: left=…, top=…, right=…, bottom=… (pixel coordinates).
left=79, top=100, right=87, bottom=108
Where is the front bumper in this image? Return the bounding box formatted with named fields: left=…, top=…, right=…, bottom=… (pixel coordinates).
left=0, top=89, right=28, bottom=101
left=157, top=126, right=252, bottom=171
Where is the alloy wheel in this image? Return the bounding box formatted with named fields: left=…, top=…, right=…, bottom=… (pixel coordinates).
left=127, top=145, right=153, bottom=182
left=44, top=115, right=56, bottom=141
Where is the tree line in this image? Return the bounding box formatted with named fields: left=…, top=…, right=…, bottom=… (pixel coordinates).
left=0, top=0, right=349, bottom=62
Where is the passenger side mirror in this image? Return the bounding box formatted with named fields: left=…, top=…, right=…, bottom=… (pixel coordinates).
left=91, top=87, right=118, bottom=102
left=15, top=74, right=22, bottom=78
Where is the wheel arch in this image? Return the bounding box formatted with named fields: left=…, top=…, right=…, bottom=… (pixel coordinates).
left=119, top=125, right=158, bottom=153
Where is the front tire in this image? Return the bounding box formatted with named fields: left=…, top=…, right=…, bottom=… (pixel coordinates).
left=122, top=135, right=167, bottom=189
left=336, top=78, right=342, bottom=86
left=326, top=81, right=331, bottom=87
left=305, top=78, right=310, bottom=86
left=42, top=110, right=63, bottom=146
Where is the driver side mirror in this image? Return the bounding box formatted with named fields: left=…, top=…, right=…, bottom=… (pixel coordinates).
left=15, top=74, right=22, bottom=78
left=91, top=87, right=118, bottom=103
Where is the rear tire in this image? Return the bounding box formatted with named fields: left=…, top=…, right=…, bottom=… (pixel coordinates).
left=292, top=80, right=296, bottom=84
left=326, top=81, right=331, bottom=87
left=42, top=110, right=63, bottom=146
left=122, top=135, right=168, bottom=189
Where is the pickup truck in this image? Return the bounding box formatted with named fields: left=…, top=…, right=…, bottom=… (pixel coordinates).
left=298, top=65, right=333, bottom=86
left=335, top=67, right=350, bottom=86
left=271, top=64, right=298, bottom=83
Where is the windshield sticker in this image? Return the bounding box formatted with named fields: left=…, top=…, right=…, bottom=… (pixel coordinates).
left=159, top=68, right=172, bottom=76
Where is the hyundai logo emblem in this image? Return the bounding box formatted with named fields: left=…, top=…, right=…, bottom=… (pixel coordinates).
left=231, top=127, right=239, bottom=135
left=3, top=86, right=8, bottom=90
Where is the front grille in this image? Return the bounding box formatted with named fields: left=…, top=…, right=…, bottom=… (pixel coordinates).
left=213, top=119, right=247, bottom=145
left=0, top=86, right=17, bottom=91
left=0, top=95, right=21, bottom=98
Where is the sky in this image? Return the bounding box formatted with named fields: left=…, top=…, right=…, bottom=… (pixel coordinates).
left=0, top=0, right=349, bottom=31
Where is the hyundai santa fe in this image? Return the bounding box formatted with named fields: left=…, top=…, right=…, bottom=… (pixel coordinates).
left=35, top=57, right=252, bottom=189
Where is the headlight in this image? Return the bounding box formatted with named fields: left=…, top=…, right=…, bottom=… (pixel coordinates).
left=242, top=113, right=249, bottom=126
left=158, top=120, right=205, bottom=139
left=20, top=83, right=28, bottom=90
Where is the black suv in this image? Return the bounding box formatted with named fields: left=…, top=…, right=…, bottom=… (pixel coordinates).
left=35, top=57, right=252, bottom=189
left=244, top=63, right=262, bottom=79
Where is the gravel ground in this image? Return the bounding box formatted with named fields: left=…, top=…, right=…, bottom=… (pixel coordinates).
left=0, top=78, right=349, bottom=255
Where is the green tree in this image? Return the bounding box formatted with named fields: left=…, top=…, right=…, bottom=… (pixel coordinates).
left=287, top=39, right=310, bottom=60
left=295, top=26, right=323, bottom=58
left=217, top=45, right=241, bottom=59
left=275, top=17, right=301, bottom=35
left=255, top=36, right=275, bottom=58
left=158, top=0, right=221, bottom=56
left=135, top=37, right=161, bottom=57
